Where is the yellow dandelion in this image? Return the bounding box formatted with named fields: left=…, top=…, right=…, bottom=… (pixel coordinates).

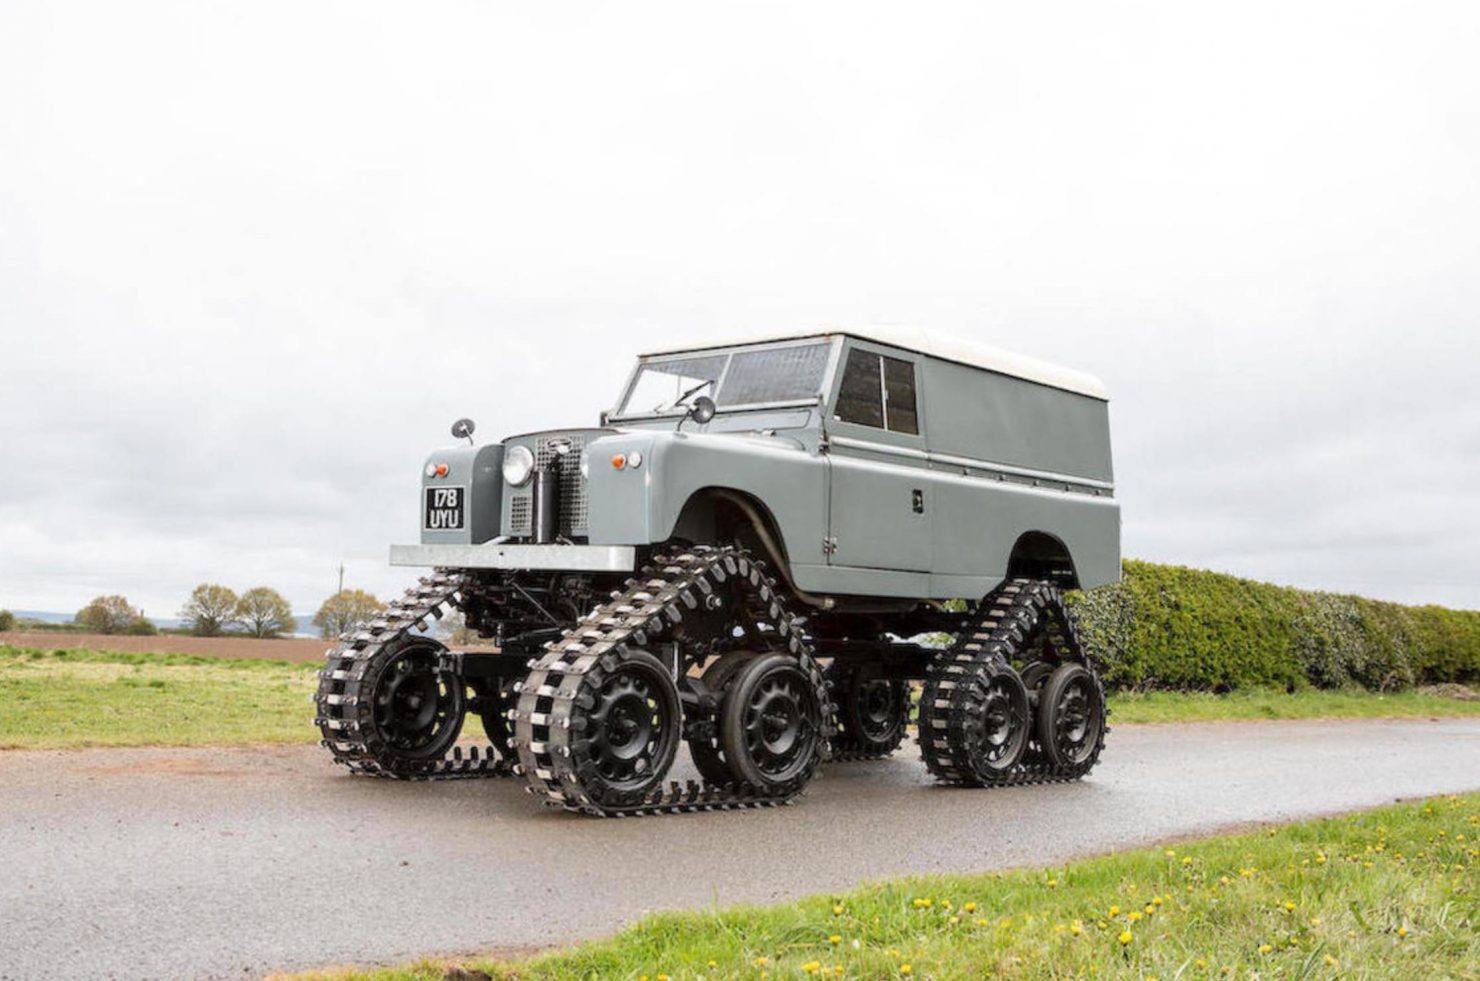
left=754, top=956, right=768, bottom=967
left=802, top=962, right=821, bottom=975
left=1282, top=901, right=1296, bottom=912
left=900, top=966, right=912, bottom=976
left=1144, top=904, right=1155, bottom=916
left=1128, top=911, right=1143, bottom=923
left=708, top=961, right=719, bottom=969
left=1108, top=905, right=1121, bottom=917
left=1165, top=849, right=1176, bottom=857
left=948, top=916, right=959, bottom=925
left=832, top=904, right=844, bottom=916
left=1194, top=959, right=1208, bottom=969
left=1182, top=857, right=1194, bottom=866
left=963, top=901, right=977, bottom=913
left=829, top=935, right=842, bottom=945
left=1324, top=954, right=1338, bottom=967
left=1071, top=920, right=1083, bottom=936
left=1118, top=930, right=1133, bottom=946
left=942, top=899, right=952, bottom=909
left=1257, top=944, right=1273, bottom=955
left=975, top=918, right=988, bottom=927
left=1047, top=879, right=1059, bottom=889
left=1397, top=926, right=1409, bottom=939
left=1152, top=896, right=1164, bottom=906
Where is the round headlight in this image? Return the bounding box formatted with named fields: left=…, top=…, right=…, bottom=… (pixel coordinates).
left=502, top=444, right=535, bottom=486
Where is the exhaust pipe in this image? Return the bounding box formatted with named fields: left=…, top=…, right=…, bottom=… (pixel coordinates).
left=531, top=458, right=562, bottom=544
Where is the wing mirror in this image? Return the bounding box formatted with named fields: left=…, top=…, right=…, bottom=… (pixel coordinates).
left=450, top=418, right=476, bottom=445
left=688, top=396, right=716, bottom=425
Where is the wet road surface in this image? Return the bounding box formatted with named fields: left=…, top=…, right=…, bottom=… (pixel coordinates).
left=3, top=717, right=1478, bottom=979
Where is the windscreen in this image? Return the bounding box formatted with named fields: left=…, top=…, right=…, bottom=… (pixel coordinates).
left=619, top=341, right=831, bottom=416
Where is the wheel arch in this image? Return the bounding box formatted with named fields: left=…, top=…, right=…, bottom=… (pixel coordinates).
left=1006, top=530, right=1081, bottom=590
left=671, top=486, right=794, bottom=569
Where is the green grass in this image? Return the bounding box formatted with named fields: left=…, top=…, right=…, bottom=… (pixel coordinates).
left=1106, top=686, right=1480, bottom=724
left=284, top=794, right=1480, bottom=980
left=0, top=644, right=320, bottom=749
left=2, top=644, right=1478, bottom=750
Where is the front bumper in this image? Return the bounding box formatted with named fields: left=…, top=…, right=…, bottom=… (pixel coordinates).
left=389, top=543, right=636, bottom=572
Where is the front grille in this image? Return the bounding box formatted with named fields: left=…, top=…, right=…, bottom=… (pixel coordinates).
left=508, top=433, right=589, bottom=537
left=509, top=496, right=532, bottom=535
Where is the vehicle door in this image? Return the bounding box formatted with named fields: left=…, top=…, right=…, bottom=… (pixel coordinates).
left=823, top=341, right=932, bottom=572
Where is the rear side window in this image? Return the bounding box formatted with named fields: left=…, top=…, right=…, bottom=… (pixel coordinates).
left=883, top=356, right=919, bottom=434
left=834, top=348, right=920, bottom=435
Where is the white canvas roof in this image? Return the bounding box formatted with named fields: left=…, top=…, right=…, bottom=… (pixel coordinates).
left=641, top=326, right=1109, bottom=400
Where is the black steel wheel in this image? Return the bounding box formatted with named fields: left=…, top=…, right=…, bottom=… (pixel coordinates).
left=720, top=653, right=825, bottom=790
left=576, top=650, right=681, bottom=796
left=833, top=665, right=909, bottom=757
left=1036, top=662, right=1106, bottom=771
left=686, top=651, right=763, bottom=784
left=959, top=659, right=1031, bottom=781
left=1020, top=660, right=1054, bottom=700
left=364, top=637, right=465, bottom=763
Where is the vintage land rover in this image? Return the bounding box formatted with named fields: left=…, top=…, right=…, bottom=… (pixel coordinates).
left=315, top=327, right=1119, bottom=816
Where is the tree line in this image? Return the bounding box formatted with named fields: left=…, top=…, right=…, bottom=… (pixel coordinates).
left=0, top=587, right=386, bottom=640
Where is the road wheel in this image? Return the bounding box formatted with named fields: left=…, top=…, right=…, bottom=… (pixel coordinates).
left=957, top=659, right=1031, bottom=782
left=574, top=650, right=682, bottom=798
left=1020, top=660, right=1054, bottom=703
left=833, top=665, right=909, bottom=757
left=363, top=637, right=465, bottom=764
left=1036, top=662, right=1106, bottom=772
left=720, top=653, right=826, bottom=791
left=686, top=651, right=763, bottom=784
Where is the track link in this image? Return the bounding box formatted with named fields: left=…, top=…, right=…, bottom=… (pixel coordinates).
left=918, top=577, right=1108, bottom=787
left=512, top=546, right=836, bottom=817
left=313, top=571, right=513, bottom=779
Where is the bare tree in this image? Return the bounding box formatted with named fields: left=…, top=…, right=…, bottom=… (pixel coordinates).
left=179, top=583, right=239, bottom=636
left=76, top=595, right=142, bottom=634
left=313, top=589, right=382, bottom=639
left=233, top=587, right=297, bottom=639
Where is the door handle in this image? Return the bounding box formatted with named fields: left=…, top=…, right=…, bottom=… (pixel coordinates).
left=912, top=489, right=925, bottom=514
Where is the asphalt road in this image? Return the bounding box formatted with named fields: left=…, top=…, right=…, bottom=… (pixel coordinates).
left=3, top=718, right=1479, bottom=980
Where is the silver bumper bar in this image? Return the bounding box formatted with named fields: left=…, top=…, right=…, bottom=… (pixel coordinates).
left=389, top=543, right=637, bottom=572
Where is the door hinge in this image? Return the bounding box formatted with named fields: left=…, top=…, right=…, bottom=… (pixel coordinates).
left=822, top=536, right=838, bottom=556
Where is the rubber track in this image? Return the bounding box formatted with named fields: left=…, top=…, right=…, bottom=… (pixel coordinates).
left=313, top=571, right=512, bottom=779
left=917, top=577, right=1108, bottom=787
left=511, top=547, right=837, bottom=817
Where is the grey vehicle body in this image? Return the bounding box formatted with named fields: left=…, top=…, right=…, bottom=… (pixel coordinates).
left=394, top=327, right=1119, bottom=601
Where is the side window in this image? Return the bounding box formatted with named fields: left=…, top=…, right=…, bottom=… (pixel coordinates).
left=836, top=349, right=884, bottom=428
left=834, top=348, right=920, bottom=435
left=883, top=356, right=918, bottom=435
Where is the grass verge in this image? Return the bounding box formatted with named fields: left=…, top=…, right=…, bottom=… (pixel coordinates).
left=2, top=644, right=1477, bottom=750
left=0, top=644, right=319, bottom=749
left=281, top=794, right=1480, bottom=980
left=1106, top=686, right=1480, bottom=724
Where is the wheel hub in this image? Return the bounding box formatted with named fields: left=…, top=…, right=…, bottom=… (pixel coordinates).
left=371, top=647, right=462, bottom=757
left=587, top=664, right=675, bottom=788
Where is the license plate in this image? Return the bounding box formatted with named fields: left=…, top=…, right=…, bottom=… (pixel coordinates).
left=424, top=486, right=465, bottom=531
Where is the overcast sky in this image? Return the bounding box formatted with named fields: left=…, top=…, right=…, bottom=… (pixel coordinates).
left=3, top=0, right=1478, bottom=618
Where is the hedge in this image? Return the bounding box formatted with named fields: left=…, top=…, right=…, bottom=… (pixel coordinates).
left=1068, top=560, right=1480, bottom=693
